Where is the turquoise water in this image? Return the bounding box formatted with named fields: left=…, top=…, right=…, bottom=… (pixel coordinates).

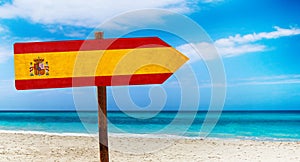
left=0, top=111, right=299, bottom=141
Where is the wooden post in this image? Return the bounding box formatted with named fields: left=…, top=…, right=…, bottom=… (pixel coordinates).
left=95, top=32, right=109, bottom=162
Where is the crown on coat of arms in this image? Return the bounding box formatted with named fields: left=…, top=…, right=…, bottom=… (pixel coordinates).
left=33, top=57, right=44, bottom=63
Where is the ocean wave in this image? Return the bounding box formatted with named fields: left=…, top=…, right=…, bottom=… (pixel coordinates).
left=108, top=132, right=300, bottom=142
left=0, top=129, right=96, bottom=137
left=0, top=129, right=299, bottom=142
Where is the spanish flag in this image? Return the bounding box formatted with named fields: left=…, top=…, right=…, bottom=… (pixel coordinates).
left=14, top=37, right=189, bottom=90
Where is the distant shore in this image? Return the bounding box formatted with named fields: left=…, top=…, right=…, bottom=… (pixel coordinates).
left=0, top=131, right=299, bottom=161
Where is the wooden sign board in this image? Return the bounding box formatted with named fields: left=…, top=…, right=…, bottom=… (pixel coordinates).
left=14, top=37, right=189, bottom=90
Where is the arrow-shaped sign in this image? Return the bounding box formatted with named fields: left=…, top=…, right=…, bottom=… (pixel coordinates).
left=14, top=34, right=190, bottom=162
left=14, top=37, right=188, bottom=90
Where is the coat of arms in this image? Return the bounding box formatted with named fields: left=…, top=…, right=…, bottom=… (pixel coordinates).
left=29, top=57, right=49, bottom=76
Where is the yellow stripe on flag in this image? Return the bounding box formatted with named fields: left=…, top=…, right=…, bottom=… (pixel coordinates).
left=15, top=47, right=188, bottom=80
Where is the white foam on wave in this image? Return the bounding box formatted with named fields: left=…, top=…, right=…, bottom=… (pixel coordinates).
left=0, top=129, right=299, bottom=142
left=109, top=132, right=206, bottom=140
left=0, top=129, right=97, bottom=137
left=108, top=132, right=300, bottom=142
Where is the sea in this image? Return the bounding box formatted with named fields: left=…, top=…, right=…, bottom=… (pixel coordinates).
left=0, top=111, right=299, bottom=141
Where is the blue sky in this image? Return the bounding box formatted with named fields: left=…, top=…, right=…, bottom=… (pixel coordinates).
left=0, top=0, right=300, bottom=111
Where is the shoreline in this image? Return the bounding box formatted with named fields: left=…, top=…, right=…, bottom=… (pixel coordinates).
left=0, top=131, right=299, bottom=161
left=0, top=129, right=299, bottom=142
left=0, top=129, right=96, bottom=137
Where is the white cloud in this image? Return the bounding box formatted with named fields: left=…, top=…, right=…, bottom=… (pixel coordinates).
left=215, top=26, right=300, bottom=57
left=0, top=0, right=193, bottom=28
left=45, top=25, right=88, bottom=38
left=99, top=9, right=171, bottom=31
left=176, top=42, right=219, bottom=62
left=0, top=80, right=16, bottom=95
left=0, top=46, right=11, bottom=63
left=215, top=26, right=300, bottom=45
left=177, top=26, right=300, bottom=62
left=230, top=74, right=300, bottom=86
left=195, top=74, right=300, bottom=88
left=169, top=74, right=300, bottom=89
left=216, top=44, right=266, bottom=57
left=0, top=24, right=9, bottom=36
left=0, top=25, right=12, bottom=63
left=0, top=25, right=6, bottom=33
left=201, top=0, right=223, bottom=3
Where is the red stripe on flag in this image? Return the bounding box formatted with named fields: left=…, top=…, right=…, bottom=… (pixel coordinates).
left=15, top=73, right=173, bottom=90
left=14, top=37, right=171, bottom=54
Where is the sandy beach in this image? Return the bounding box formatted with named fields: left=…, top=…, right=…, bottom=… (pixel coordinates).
left=0, top=132, right=299, bottom=162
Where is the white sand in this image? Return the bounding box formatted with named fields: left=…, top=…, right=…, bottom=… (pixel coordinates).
left=0, top=132, right=299, bottom=162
